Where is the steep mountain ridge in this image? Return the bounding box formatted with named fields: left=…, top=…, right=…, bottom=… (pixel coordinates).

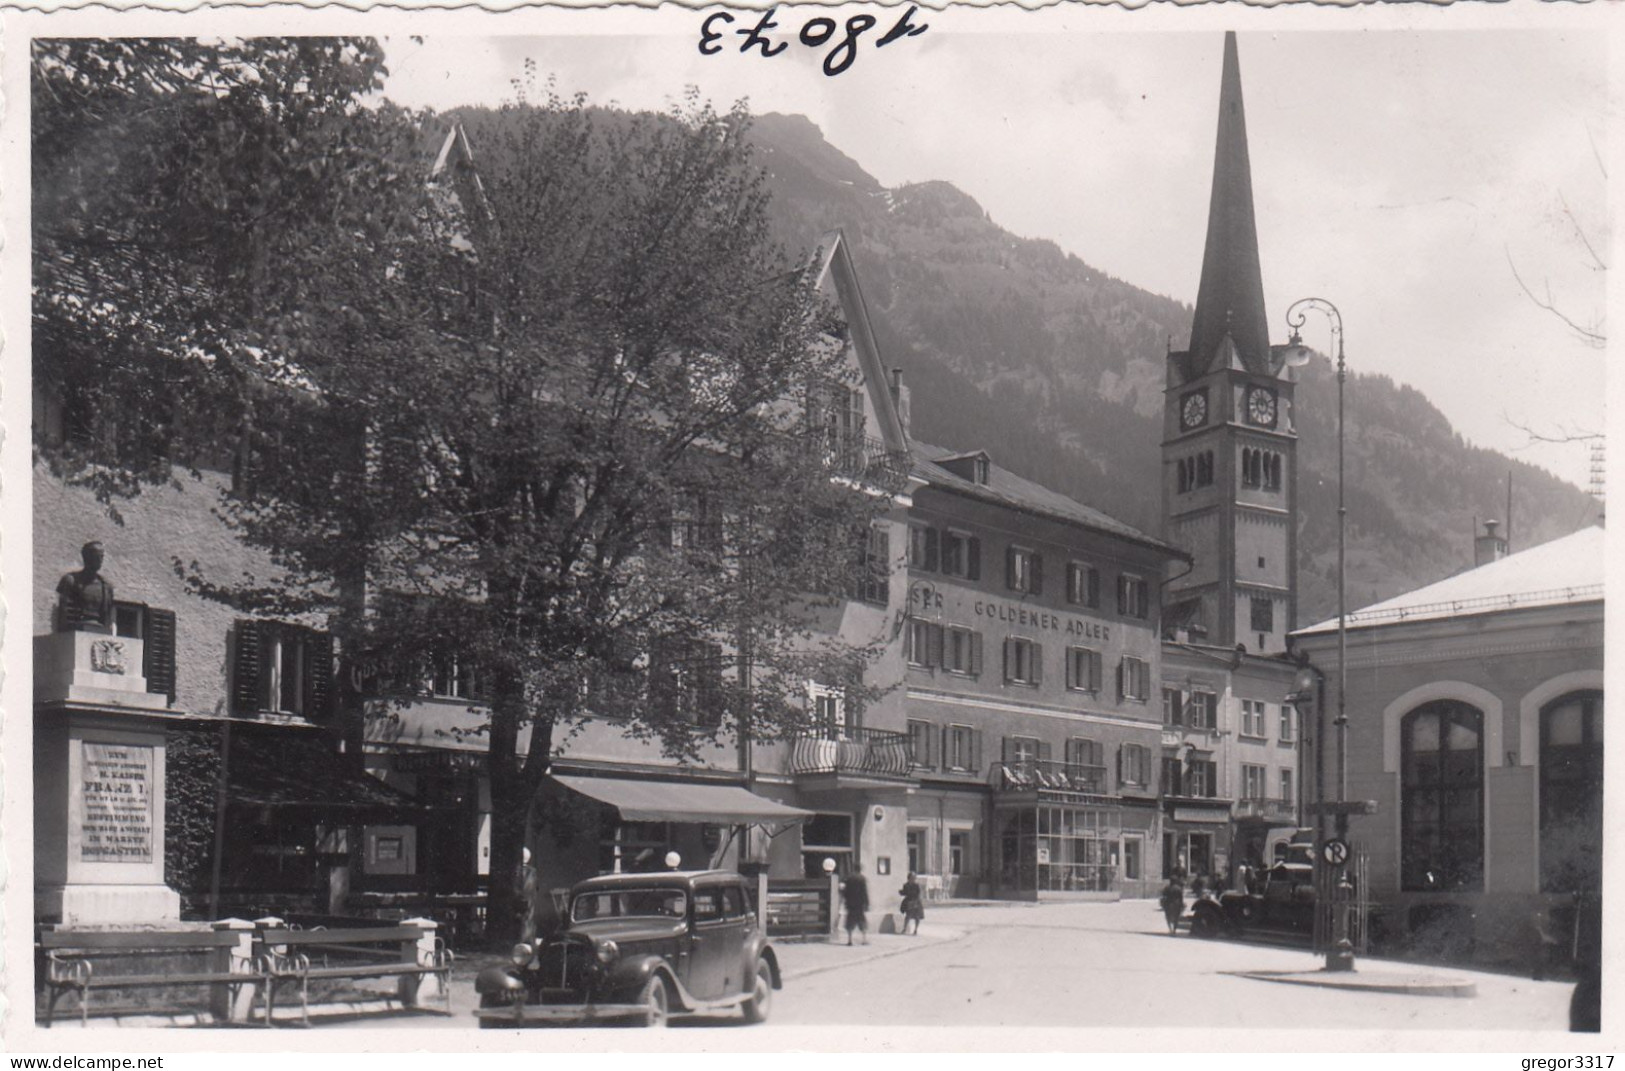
left=748, top=112, right=1599, bottom=624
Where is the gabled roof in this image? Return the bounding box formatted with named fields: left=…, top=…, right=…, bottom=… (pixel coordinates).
left=1294, top=525, right=1604, bottom=636
left=910, top=440, right=1187, bottom=560
left=809, top=230, right=910, bottom=455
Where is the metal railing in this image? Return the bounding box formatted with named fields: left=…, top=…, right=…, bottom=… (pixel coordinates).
left=991, top=758, right=1109, bottom=795
left=788, top=726, right=912, bottom=779
left=820, top=433, right=912, bottom=487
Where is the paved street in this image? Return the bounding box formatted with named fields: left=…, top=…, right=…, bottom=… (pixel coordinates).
left=366, top=899, right=1571, bottom=1035
left=769, top=901, right=1573, bottom=1032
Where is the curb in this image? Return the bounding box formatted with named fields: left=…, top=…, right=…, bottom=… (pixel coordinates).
left=1222, top=969, right=1478, bottom=998
left=781, top=928, right=970, bottom=983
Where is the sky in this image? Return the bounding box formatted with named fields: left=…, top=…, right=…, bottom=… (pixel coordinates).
left=380, top=13, right=1610, bottom=491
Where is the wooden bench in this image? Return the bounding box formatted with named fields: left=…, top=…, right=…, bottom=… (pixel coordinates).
left=255, top=925, right=453, bottom=1027
left=38, top=929, right=265, bottom=1028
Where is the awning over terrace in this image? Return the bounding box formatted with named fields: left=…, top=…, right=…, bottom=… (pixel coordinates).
left=550, top=774, right=812, bottom=825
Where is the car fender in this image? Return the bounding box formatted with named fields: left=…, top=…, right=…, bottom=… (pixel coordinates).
left=758, top=945, right=783, bottom=990
left=604, top=954, right=690, bottom=1010
left=474, top=965, right=527, bottom=997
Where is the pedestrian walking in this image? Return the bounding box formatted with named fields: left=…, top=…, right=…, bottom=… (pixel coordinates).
left=842, top=863, right=870, bottom=945
left=898, top=872, right=925, bottom=936
left=1159, top=877, right=1185, bottom=935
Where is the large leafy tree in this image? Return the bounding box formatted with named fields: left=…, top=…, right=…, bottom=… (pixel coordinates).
left=36, top=41, right=901, bottom=939
left=231, top=82, right=901, bottom=939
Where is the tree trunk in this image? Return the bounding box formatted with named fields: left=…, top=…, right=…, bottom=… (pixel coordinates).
left=484, top=662, right=556, bottom=948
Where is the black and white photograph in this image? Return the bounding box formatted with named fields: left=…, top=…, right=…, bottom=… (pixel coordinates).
left=2, top=2, right=1616, bottom=1055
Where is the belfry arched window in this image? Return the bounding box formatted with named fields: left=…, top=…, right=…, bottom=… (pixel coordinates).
left=1540, top=690, right=1603, bottom=893
left=1400, top=700, right=1484, bottom=891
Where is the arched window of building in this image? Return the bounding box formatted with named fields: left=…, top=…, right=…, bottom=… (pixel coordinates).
left=1197, top=451, right=1213, bottom=487
left=1400, top=699, right=1484, bottom=891
left=1264, top=452, right=1282, bottom=492
left=1239, top=448, right=1254, bottom=489
left=1540, top=690, right=1603, bottom=893
left=1177, top=458, right=1189, bottom=494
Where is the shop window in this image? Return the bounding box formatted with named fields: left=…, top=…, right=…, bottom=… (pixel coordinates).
left=1066, top=562, right=1101, bottom=607
left=114, top=600, right=177, bottom=704
left=1006, top=546, right=1043, bottom=595
left=801, top=812, right=854, bottom=877
left=1400, top=700, right=1484, bottom=892
left=1003, top=637, right=1042, bottom=686
left=1122, top=836, right=1143, bottom=882
left=1540, top=690, right=1603, bottom=894
left=1065, top=646, right=1102, bottom=693
left=906, top=829, right=924, bottom=874
left=948, top=831, right=968, bottom=875
left=231, top=620, right=334, bottom=718
left=941, top=529, right=980, bottom=579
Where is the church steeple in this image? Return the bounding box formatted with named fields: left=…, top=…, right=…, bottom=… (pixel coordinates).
left=1183, top=31, right=1270, bottom=382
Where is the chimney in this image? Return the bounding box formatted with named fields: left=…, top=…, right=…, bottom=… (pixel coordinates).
left=1475, top=519, right=1508, bottom=567
left=889, top=368, right=911, bottom=436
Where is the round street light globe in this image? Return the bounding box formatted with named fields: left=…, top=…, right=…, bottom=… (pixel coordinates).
left=822, top=857, right=837, bottom=874
left=665, top=851, right=681, bottom=870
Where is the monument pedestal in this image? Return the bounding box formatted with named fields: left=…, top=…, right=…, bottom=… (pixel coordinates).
left=35, top=631, right=183, bottom=927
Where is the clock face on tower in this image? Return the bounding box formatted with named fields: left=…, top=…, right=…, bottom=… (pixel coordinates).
left=1246, top=386, right=1278, bottom=427
left=1181, top=391, right=1208, bottom=431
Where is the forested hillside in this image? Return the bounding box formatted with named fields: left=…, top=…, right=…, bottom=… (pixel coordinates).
left=746, top=112, right=1599, bottom=625
left=442, top=105, right=1599, bottom=626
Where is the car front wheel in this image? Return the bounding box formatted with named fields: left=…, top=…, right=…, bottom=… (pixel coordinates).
left=741, top=960, right=773, bottom=1024
left=638, top=975, right=670, bottom=1028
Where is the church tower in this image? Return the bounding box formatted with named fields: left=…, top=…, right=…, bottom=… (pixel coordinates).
left=1163, top=32, right=1299, bottom=654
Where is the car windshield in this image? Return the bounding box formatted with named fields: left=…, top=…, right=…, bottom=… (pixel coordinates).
left=571, top=888, right=688, bottom=922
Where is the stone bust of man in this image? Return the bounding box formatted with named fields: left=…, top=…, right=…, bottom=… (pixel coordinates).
left=56, top=540, right=115, bottom=634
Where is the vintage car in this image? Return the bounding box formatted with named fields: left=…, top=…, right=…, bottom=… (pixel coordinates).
left=1190, top=860, right=1317, bottom=938
left=474, top=869, right=782, bottom=1028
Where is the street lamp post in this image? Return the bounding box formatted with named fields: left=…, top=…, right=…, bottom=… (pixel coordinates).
left=1284, top=297, right=1356, bottom=972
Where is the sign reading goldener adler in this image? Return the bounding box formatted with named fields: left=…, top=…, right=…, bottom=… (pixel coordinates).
left=80, top=741, right=154, bottom=863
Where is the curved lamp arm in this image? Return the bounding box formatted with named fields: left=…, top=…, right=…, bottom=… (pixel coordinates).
left=1283, top=297, right=1345, bottom=373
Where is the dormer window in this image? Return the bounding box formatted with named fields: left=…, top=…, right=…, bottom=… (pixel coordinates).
left=938, top=451, right=993, bottom=485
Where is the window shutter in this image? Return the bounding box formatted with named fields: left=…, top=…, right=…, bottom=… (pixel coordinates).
left=1005, top=546, right=1018, bottom=590
left=1088, top=568, right=1100, bottom=608
left=1065, top=648, right=1076, bottom=690
left=231, top=620, right=262, bottom=714
left=970, top=631, right=983, bottom=677
left=967, top=537, right=981, bottom=581
left=1031, top=642, right=1043, bottom=685
left=924, top=527, right=940, bottom=571
left=1090, top=650, right=1103, bottom=692
left=1030, top=554, right=1044, bottom=595
left=1038, top=740, right=1052, bottom=763
left=1138, top=660, right=1151, bottom=700
left=970, top=728, right=983, bottom=774
left=928, top=623, right=945, bottom=668
left=941, top=725, right=952, bottom=769
left=144, top=607, right=177, bottom=705
left=1115, top=658, right=1125, bottom=701
left=1115, top=746, right=1123, bottom=787
left=1003, top=638, right=1015, bottom=682
left=304, top=629, right=336, bottom=718
left=1002, top=736, right=1014, bottom=764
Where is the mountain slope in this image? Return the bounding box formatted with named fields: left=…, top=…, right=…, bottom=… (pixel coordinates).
left=749, top=112, right=1600, bottom=625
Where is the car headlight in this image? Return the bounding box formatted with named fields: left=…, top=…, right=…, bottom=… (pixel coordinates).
left=596, top=939, right=619, bottom=965
left=509, top=942, right=534, bottom=967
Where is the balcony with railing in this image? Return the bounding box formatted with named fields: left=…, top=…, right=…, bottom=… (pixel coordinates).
left=822, top=433, right=913, bottom=489
left=1234, top=796, right=1297, bottom=822
left=991, top=759, right=1111, bottom=799
left=787, top=726, right=914, bottom=789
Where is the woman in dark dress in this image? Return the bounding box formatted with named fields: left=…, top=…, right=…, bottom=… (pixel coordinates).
left=899, top=872, right=925, bottom=935
left=1159, top=878, right=1186, bottom=935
